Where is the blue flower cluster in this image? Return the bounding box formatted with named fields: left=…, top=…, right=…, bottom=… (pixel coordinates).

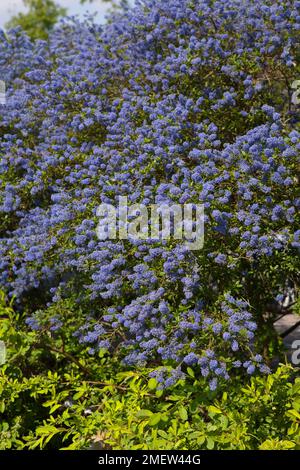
left=0, top=0, right=299, bottom=389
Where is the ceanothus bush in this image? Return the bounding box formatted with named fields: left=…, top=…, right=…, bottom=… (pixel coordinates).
left=0, top=0, right=299, bottom=389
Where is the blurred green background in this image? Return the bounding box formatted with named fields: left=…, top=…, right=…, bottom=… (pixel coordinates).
left=0, top=0, right=128, bottom=39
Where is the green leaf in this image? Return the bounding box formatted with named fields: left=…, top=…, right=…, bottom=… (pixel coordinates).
left=281, top=440, right=296, bottom=449
left=136, top=409, right=153, bottom=418
left=286, top=409, right=300, bottom=420
left=49, top=404, right=61, bottom=414
left=208, top=405, right=222, bottom=414
left=206, top=437, right=215, bottom=449
left=148, top=413, right=161, bottom=426
left=0, top=341, right=6, bottom=365
left=36, top=425, right=59, bottom=436
left=219, top=415, right=229, bottom=428
left=157, top=430, right=169, bottom=439
left=197, top=436, right=206, bottom=445
left=73, top=390, right=85, bottom=400
left=178, top=406, right=188, bottom=421
left=148, top=378, right=157, bottom=390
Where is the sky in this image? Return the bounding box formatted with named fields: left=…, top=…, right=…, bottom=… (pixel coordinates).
left=0, top=0, right=114, bottom=29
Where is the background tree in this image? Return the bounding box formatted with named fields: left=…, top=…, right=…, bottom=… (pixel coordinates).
left=5, top=0, right=67, bottom=40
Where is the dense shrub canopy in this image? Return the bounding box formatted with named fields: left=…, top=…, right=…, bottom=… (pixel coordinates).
left=0, top=0, right=299, bottom=389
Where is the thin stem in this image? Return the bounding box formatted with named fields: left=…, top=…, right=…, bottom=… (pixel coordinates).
left=49, top=346, right=92, bottom=376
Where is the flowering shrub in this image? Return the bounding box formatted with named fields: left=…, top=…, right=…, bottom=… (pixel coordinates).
left=0, top=0, right=299, bottom=389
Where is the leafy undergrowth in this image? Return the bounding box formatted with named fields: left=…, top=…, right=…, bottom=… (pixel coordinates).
left=0, top=293, right=299, bottom=450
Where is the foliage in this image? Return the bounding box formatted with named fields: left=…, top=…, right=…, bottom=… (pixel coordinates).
left=0, top=0, right=299, bottom=390
left=5, top=0, right=66, bottom=40
left=0, top=294, right=299, bottom=450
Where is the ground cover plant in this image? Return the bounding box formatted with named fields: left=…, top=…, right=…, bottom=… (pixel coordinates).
left=0, top=0, right=299, bottom=449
